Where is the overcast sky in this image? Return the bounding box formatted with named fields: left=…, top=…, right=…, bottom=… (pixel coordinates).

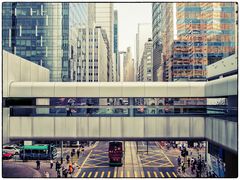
left=114, top=3, right=152, bottom=58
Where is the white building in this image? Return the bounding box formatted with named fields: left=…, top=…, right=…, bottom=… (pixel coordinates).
left=95, top=3, right=115, bottom=81
left=138, top=39, right=153, bottom=82
left=135, top=23, right=152, bottom=79
left=77, top=27, right=108, bottom=82
left=124, top=47, right=135, bottom=82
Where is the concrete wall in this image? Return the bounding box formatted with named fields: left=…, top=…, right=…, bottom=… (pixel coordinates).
left=3, top=50, right=50, bottom=143
left=8, top=116, right=204, bottom=139
left=3, top=50, right=50, bottom=97
left=205, top=117, right=237, bottom=152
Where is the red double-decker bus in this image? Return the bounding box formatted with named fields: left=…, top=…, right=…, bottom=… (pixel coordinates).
left=108, top=141, right=123, bottom=166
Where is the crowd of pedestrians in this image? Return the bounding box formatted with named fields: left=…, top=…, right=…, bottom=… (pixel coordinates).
left=35, top=145, right=85, bottom=178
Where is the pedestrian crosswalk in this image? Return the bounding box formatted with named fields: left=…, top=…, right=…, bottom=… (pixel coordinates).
left=79, top=170, right=178, bottom=178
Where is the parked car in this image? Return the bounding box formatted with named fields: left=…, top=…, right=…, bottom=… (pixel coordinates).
left=3, top=146, right=20, bottom=155
left=3, top=151, right=14, bottom=159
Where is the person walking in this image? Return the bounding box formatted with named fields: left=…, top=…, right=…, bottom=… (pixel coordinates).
left=177, top=156, right=181, bottom=167
left=181, top=161, right=186, bottom=173
left=187, top=157, right=190, bottom=168
left=77, top=148, right=80, bottom=158
left=68, top=164, right=73, bottom=177
left=81, top=146, right=85, bottom=155
left=66, top=154, right=70, bottom=163
left=36, top=160, right=41, bottom=170
left=50, top=160, right=54, bottom=169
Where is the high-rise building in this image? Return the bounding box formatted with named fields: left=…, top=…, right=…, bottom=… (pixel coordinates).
left=138, top=39, right=153, bottom=82
left=2, top=2, right=88, bottom=82
left=152, top=3, right=162, bottom=81
left=135, top=23, right=152, bottom=81
left=177, top=3, right=236, bottom=65
left=77, top=27, right=108, bottom=82
left=95, top=3, right=114, bottom=81
left=114, top=10, right=119, bottom=81
left=123, top=47, right=134, bottom=82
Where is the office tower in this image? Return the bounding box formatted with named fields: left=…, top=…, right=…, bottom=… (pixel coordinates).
left=136, top=23, right=152, bottom=81
left=152, top=3, right=162, bottom=81
left=114, top=10, right=120, bottom=81
left=77, top=27, right=108, bottom=82
left=138, top=39, right=153, bottom=82
left=2, top=2, right=88, bottom=82
left=177, top=3, right=236, bottom=65
left=123, top=47, right=134, bottom=82
left=95, top=3, right=114, bottom=81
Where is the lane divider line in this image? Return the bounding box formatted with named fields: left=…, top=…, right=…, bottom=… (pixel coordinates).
left=74, top=150, right=93, bottom=177
left=154, top=171, right=158, bottom=178
left=147, top=171, right=151, bottom=178
left=134, top=171, right=138, bottom=177
left=94, top=172, right=98, bottom=178
left=141, top=171, right=145, bottom=178
left=166, top=172, right=171, bottom=178
left=107, top=171, right=111, bottom=178
left=88, top=172, right=92, bottom=178
left=160, top=172, right=165, bottom=178
left=172, top=172, right=177, bottom=178
left=101, top=171, right=105, bottom=178
left=81, top=172, right=86, bottom=178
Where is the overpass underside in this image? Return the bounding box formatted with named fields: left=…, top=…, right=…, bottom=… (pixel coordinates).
left=6, top=114, right=237, bottom=153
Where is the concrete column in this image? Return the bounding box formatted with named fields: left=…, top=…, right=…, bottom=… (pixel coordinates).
left=129, top=98, right=134, bottom=116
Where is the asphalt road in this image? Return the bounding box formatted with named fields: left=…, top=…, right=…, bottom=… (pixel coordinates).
left=75, top=141, right=179, bottom=178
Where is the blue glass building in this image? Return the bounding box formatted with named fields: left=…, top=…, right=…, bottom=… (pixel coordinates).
left=2, top=2, right=87, bottom=81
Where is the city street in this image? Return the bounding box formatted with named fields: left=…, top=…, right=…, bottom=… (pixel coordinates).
left=2, top=141, right=206, bottom=178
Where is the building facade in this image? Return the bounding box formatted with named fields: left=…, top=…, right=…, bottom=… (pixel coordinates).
left=152, top=3, right=162, bottom=81
left=138, top=39, right=153, bottom=82
left=136, top=23, right=152, bottom=81
left=2, top=2, right=88, bottom=82
left=77, top=27, right=108, bottom=82
left=95, top=3, right=114, bottom=81
left=114, top=10, right=120, bottom=81
left=123, top=47, right=134, bottom=82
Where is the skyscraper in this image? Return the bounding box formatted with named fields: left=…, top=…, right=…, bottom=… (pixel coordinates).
left=114, top=10, right=119, bottom=81
left=95, top=3, right=114, bottom=81
left=138, top=39, right=153, bottom=82
left=2, top=2, right=88, bottom=82
left=124, top=47, right=134, bottom=82
left=136, top=23, right=152, bottom=81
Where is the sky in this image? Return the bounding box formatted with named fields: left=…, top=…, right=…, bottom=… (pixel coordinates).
left=114, top=3, right=152, bottom=58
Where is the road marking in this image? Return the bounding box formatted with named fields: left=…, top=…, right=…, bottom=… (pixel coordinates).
left=74, top=150, right=93, bottom=177
left=166, top=172, right=171, bottom=178
left=120, top=171, right=123, bottom=178
left=114, top=171, right=117, bottom=178
left=101, top=171, right=105, bottom=178
left=127, top=171, right=130, bottom=177
left=107, top=171, right=111, bottom=178
left=153, top=171, right=158, bottom=178
left=87, top=172, right=92, bottom=178
left=147, top=171, right=151, bottom=178
left=94, top=172, right=98, bottom=178
left=160, top=172, right=165, bottom=177
left=81, top=172, right=86, bottom=178
left=141, top=171, right=145, bottom=177
left=172, top=172, right=177, bottom=178
left=134, top=171, right=138, bottom=177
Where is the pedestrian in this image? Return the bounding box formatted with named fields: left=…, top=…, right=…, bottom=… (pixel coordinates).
left=69, top=164, right=73, bottom=177
left=44, top=171, right=50, bottom=178
left=81, top=146, right=85, bottom=155
left=55, top=161, right=61, bottom=172
left=62, top=168, right=68, bottom=178
left=177, top=156, right=181, bottom=166
left=66, top=154, right=70, bottom=163
left=71, top=150, right=74, bottom=157
left=36, top=160, right=41, bottom=170
left=187, top=157, right=190, bottom=168
left=181, top=161, right=186, bottom=173
left=50, top=160, right=53, bottom=169
left=77, top=148, right=80, bottom=158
